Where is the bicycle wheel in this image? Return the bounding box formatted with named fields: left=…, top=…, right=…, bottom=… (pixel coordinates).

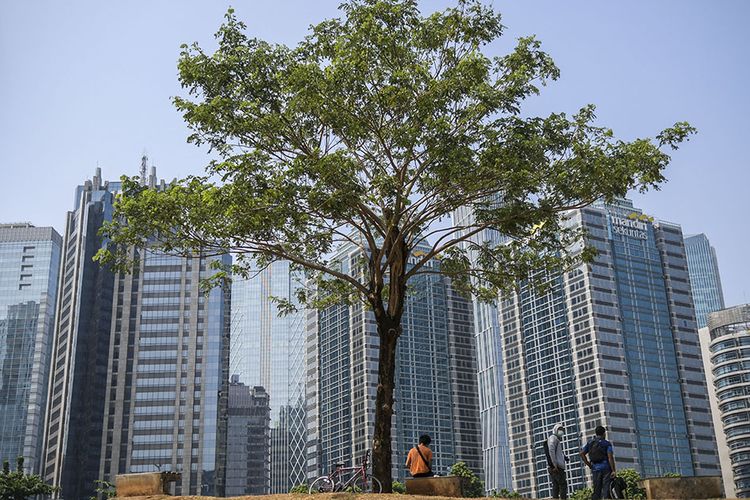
left=309, top=476, right=335, bottom=494
left=352, top=476, right=382, bottom=493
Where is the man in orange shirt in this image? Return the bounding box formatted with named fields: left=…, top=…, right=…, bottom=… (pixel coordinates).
left=405, top=434, right=434, bottom=477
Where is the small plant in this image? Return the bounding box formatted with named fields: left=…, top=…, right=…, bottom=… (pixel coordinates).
left=491, top=487, right=523, bottom=498
left=664, top=472, right=682, bottom=478
left=618, top=468, right=646, bottom=499
left=449, top=462, right=484, bottom=498
left=0, top=457, right=57, bottom=500
left=289, top=483, right=309, bottom=494
left=569, top=487, right=592, bottom=500
left=392, top=481, right=406, bottom=494
left=90, top=480, right=116, bottom=499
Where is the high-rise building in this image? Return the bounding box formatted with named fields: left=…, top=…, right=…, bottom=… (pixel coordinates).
left=705, top=305, right=750, bottom=497
left=698, top=325, right=736, bottom=498
left=42, top=169, right=120, bottom=499
left=95, top=166, right=230, bottom=496
left=43, top=165, right=231, bottom=498
left=495, top=199, right=720, bottom=497
left=685, top=234, right=725, bottom=328
left=0, top=223, right=61, bottom=473
left=97, top=245, right=231, bottom=496
left=226, top=376, right=271, bottom=496
left=231, top=260, right=306, bottom=493
left=452, top=206, right=512, bottom=493
left=305, top=243, right=483, bottom=482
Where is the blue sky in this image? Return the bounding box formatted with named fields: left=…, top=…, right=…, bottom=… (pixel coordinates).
left=1, top=1, right=747, bottom=305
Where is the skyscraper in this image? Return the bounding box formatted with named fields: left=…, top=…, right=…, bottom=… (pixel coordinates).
left=698, top=325, right=735, bottom=498
left=705, top=305, right=750, bottom=497
left=226, top=376, right=271, bottom=496
left=0, top=223, right=61, bottom=474
left=42, top=169, right=120, bottom=499
left=43, top=165, right=231, bottom=497
left=452, top=206, right=512, bottom=493
left=95, top=166, right=230, bottom=496
left=685, top=233, right=725, bottom=328
left=231, top=260, right=306, bottom=493
left=305, top=243, right=483, bottom=482
left=495, top=199, right=720, bottom=497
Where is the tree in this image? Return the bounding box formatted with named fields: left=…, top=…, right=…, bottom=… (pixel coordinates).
left=96, top=0, right=694, bottom=491
left=0, top=457, right=57, bottom=500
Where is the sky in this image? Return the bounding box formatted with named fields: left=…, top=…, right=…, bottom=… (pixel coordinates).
left=0, top=1, right=748, bottom=306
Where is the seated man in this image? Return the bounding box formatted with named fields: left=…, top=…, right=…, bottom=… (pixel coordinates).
left=406, top=434, right=434, bottom=478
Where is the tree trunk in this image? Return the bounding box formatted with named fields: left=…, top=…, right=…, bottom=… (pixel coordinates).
left=372, top=316, right=400, bottom=493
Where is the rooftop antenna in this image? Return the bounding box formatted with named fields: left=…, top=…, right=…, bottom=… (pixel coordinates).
left=140, top=152, right=148, bottom=186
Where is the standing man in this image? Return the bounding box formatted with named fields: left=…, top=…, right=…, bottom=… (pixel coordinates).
left=547, top=423, right=568, bottom=499
left=580, top=426, right=616, bottom=500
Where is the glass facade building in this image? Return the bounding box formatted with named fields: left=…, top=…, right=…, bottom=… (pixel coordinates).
left=226, top=376, right=271, bottom=496
left=305, top=243, right=483, bottom=481
left=452, top=206, right=512, bottom=492
left=97, top=247, right=231, bottom=496
left=685, top=234, right=725, bottom=328
left=707, top=305, right=750, bottom=497
left=495, top=199, right=720, bottom=497
left=231, top=260, right=306, bottom=493
left=42, top=169, right=120, bottom=499
left=0, top=223, right=61, bottom=473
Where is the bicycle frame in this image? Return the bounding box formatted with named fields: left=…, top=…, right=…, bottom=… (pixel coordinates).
left=327, top=451, right=372, bottom=492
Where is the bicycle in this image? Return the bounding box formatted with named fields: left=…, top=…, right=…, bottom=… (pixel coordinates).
left=308, top=450, right=383, bottom=493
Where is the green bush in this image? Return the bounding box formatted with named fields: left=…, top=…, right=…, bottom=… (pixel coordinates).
left=392, top=481, right=406, bottom=494
left=569, top=487, right=592, bottom=500
left=0, top=457, right=57, bottom=500
left=491, top=487, right=523, bottom=498
left=663, top=472, right=682, bottom=478
left=289, top=483, right=309, bottom=494
left=449, top=462, right=484, bottom=498
left=90, top=480, right=116, bottom=499
left=618, top=468, right=646, bottom=499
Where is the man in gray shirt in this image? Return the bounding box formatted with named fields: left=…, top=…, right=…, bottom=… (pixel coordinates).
left=547, top=423, right=568, bottom=499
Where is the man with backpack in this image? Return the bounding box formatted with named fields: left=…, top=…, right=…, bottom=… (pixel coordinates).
left=406, top=434, right=434, bottom=477
left=544, top=423, right=568, bottom=499
left=580, top=426, right=617, bottom=500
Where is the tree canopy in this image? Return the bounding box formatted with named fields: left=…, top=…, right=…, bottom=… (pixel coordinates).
left=96, top=0, right=694, bottom=489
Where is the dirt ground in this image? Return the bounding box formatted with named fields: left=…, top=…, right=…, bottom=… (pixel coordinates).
left=114, top=494, right=525, bottom=500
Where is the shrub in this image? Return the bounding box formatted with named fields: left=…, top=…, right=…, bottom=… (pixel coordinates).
left=491, top=487, right=523, bottom=498
left=569, top=487, right=592, bottom=500
left=618, top=468, right=646, bottom=499
left=392, top=481, right=406, bottom=494
left=449, top=462, right=484, bottom=498
left=0, top=457, right=57, bottom=500
left=289, top=483, right=309, bottom=494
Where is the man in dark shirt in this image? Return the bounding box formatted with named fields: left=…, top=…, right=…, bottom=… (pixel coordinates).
left=580, top=426, right=616, bottom=500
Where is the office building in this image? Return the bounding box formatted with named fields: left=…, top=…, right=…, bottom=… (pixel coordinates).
left=231, top=260, right=306, bottom=493
left=0, top=223, right=61, bottom=473
left=42, top=169, right=120, bottom=499
left=685, top=234, right=725, bottom=328
left=96, top=166, right=231, bottom=496
left=495, top=199, right=720, bottom=497
left=305, top=243, right=483, bottom=481
left=226, top=376, right=271, bottom=496
left=452, top=206, right=512, bottom=492
left=705, top=305, right=750, bottom=497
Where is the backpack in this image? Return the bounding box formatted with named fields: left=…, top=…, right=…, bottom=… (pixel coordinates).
left=587, top=438, right=607, bottom=463
left=609, top=476, right=627, bottom=499
left=542, top=440, right=554, bottom=468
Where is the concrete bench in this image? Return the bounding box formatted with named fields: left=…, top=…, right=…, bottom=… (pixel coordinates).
left=115, top=472, right=181, bottom=497
left=641, top=476, right=723, bottom=499
left=405, top=476, right=464, bottom=497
